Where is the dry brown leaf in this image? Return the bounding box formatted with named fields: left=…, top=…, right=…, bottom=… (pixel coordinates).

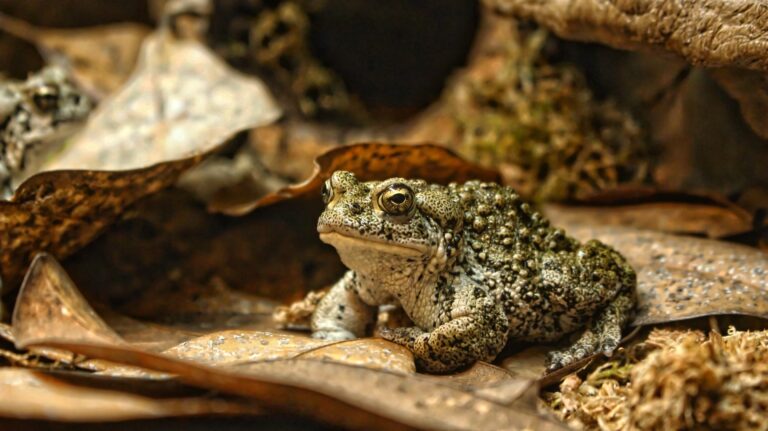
left=0, top=322, right=13, bottom=344
left=0, top=368, right=256, bottom=421
left=217, top=142, right=500, bottom=215
left=42, top=27, right=280, bottom=172
left=566, top=225, right=768, bottom=326
left=502, top=346, right=551, bottom=381
left=426, top=361, right=538, bottom=406
left=22, top=341, right=566, bottom=431
left=166, top=332, right=416, bottom=373
left=296, top=338, right=415, bottom=374
left=0, top=157, right=201, bottom=291
left=12, top=254, right=122, bottom=347
left=543, top=197, right=752, bottom=238
left=0, top=12, right=149, bottom=99
left=11, top=253, right=162, bottom=374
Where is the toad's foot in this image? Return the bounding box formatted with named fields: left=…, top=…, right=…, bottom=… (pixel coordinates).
left=379, top=326, right=459, bottom=373
left=546, top=286, right=634, bottom=371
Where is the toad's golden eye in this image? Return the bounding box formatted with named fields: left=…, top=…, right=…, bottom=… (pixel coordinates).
left=321, top=180, right=333, bottom=204
left=378, top=183, right=414, bottom=215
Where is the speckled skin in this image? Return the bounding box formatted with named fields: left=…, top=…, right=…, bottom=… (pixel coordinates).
left=312, top=171, right=636, bottom=373
left=0, top=67, right=90, bottom=197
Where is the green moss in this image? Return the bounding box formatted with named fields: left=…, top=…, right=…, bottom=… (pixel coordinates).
left=451, top=27, right=649, bottom=201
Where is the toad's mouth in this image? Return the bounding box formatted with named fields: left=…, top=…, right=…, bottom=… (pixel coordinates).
left=318, top=229, right=429, bottom=256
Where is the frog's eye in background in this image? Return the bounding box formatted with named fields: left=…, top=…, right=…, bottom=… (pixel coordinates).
left=30, top=85, right=59, bottom=113
left=378, top=183, right=414, bottom=216
left=321, top=179, right=333, bottom=204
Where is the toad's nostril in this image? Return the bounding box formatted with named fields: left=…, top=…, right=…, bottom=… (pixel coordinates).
left=350, top=202, right=363, bottom=214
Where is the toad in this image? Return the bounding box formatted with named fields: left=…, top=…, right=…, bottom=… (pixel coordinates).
left=0, top=67, right=91, bottom=198
left=311, top=171, right=636, bottom=373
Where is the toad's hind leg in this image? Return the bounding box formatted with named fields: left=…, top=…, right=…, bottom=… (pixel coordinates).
left=545, top=283, right=635, bottom=371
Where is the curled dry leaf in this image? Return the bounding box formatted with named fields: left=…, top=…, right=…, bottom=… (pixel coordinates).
left=0, top=368, right=256, bottom=421
left=12, top=253, right=122, bottom=347
left=566, top=225, right=768, bottom=326
left=10, top=253, right=159, bottom=374
left=0, top=16, right=281, bottom=291
left=0, top=13, right=150, bottom=99
left=217, top=142, right=500, bottom=215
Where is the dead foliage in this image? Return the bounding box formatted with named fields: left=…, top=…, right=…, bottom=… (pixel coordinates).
left=1, top=1, right=768, bottom=430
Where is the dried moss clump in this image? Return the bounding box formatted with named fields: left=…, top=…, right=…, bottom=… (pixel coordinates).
left=452, top=25, right=648, bottom=202
left=546, top=328, right=768, bottom=430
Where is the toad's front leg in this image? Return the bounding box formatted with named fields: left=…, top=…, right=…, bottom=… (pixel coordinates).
left=311, top=271, right=376, bottom=341
left=380, top=299, right=509, bottom=373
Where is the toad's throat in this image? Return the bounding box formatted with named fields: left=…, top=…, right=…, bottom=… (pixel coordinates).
left=318, top=231, right=429, bottom=257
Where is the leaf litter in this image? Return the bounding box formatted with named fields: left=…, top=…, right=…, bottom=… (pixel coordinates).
left=1, top=3, right=768, bottom=430
left=7, top=137, right=766, bottom=429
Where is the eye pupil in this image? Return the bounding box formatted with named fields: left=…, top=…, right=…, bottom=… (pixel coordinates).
left=390, top=193, right=406, bottom=204
left=32, top=86, right=59, bottom=112
left=378, top=183, right=414, bottom=216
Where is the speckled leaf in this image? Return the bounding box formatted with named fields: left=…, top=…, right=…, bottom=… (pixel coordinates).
left=216, top=142, right=500, bottom=215
left=0, top=368, right=255, bottom=421
left=296, top=338, right=415, bottom=373
left=0, top=13, right=149, bottom=99
left=0, top=156, right=201, bottom=290
left=565, top=225, right=768, bottom=326
left=41, top=25, right=280, bottom=172
left=543, top=193, right=752, bottom=238
left=165, top=332, right=415, bottom=374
